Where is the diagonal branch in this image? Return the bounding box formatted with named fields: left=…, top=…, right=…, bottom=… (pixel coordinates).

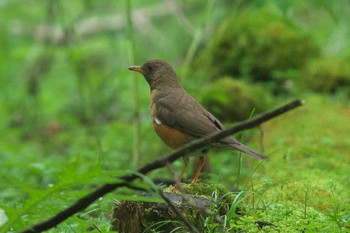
left=20, top=99, right=303, bottom=233
left=158, top=189, right=199, bottom=233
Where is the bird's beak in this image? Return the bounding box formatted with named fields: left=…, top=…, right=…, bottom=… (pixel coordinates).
left=128, top=66, right=144, bottom=75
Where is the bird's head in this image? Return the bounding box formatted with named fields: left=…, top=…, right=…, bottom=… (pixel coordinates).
left=129, top=60, right=180, bottom=90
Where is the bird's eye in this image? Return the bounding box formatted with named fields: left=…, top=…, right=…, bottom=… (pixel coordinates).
left=147, top=65, right=153, bottom=71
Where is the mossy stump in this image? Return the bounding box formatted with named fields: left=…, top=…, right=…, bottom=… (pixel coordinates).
left=112, top=183, right=231, bottom=233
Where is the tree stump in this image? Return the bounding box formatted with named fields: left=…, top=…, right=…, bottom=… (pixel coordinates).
left=112, top=184, right=231, bottom=233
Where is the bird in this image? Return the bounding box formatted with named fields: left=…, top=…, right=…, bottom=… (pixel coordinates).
left=129, top=60, right=267, bottom=185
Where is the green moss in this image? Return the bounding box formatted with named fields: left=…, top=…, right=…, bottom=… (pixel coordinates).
left=195, top=9, right=319, bottom=84
left=200, top=77, right=272, bottom=122
left=305, top=56, right=350, bottom=93
left=184, top=183, right=229, bottom=197
left=164, top=183, right=231, bottom=198
left=231, top=203, right=342, bottom=232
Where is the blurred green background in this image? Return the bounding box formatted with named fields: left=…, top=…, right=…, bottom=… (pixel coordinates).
left=0, top=0, right=349, bottom=232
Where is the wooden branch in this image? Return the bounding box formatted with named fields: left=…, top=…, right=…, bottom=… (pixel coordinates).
left=12, top=1, right=184, bottom=44
left=20, top=99, right=303, bottom=233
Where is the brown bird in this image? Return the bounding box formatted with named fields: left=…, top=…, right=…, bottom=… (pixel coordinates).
left=129, top=60, right=267, bottom=185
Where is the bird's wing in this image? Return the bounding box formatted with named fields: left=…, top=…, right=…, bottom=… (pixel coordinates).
left=156, top=91, right=221, bottom=138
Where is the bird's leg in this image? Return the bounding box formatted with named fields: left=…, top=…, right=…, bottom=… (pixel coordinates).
left=190, top=156, right=206, bottom=185
left=177, top=155, right=189, bottom=184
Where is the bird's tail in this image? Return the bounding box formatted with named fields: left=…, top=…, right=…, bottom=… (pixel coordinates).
left=224, top=137, right=268, bottom=160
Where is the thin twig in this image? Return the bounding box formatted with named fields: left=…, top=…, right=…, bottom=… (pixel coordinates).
left=258, top=126, right=265, bottom=152
left=20, top=99, right=303, bottom=233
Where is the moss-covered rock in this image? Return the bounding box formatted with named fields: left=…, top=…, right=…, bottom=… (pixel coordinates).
left=200, top=77, right=272, bottom=122
left=196, top=9, right=319, bottom=84
left=305, top=57, right=350, bottom=94
left=113, top=183, right=237, bottom=233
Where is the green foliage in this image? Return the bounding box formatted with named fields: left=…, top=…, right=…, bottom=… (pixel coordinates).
left=200, top=77, right=272, bottom=122
left=0, top=155, right=123, bottom=232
